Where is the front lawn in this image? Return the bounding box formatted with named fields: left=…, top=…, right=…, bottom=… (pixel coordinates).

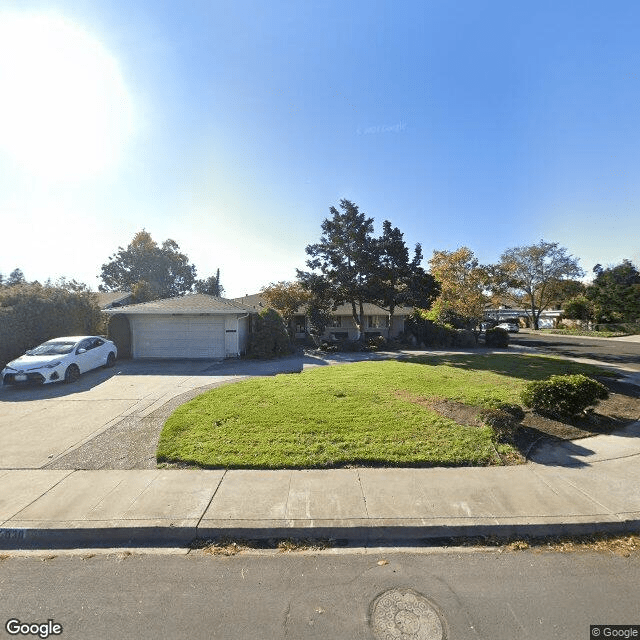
left=539, top=328, right=630, bottom=338
left=157, top=354, right=610, bottom=469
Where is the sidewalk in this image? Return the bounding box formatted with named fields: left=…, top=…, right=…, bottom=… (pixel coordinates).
left=2, top=420, right=640, bottom=550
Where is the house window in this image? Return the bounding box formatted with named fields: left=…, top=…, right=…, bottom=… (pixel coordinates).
left=330, top=316, right=342, bottom=328
left=367, top=315, right=389, bottom=329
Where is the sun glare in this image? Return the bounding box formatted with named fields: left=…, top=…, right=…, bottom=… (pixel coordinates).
left=0, top=12, right=134, bottom=181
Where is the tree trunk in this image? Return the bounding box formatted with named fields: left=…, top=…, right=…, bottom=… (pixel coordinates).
left=351, top=300, right=363, bottom=340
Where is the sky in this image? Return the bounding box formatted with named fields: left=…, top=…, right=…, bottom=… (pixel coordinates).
left=1, top=0, right=639, bottom=298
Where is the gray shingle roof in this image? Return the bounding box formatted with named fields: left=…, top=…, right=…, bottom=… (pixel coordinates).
left=231, top=294, right=413, bottom=316
left=106, top=294, right=253, bottom=315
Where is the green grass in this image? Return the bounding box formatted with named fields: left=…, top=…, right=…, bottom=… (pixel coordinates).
left=157, top=354, right=610, bottom=469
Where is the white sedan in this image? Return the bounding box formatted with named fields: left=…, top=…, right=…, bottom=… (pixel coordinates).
left=497, top=322, right=520, bottom=333
left=2, top=336, right=117, bottom=385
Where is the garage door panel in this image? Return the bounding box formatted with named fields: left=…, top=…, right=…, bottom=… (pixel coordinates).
left=134, top=316, right=225, bottom=358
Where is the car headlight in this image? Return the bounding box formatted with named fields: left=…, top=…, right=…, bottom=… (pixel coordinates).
left=44, top=361, right=63, bottom=369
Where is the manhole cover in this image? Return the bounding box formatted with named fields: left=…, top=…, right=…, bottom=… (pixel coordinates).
left=371, top=588, right=445, bottom=640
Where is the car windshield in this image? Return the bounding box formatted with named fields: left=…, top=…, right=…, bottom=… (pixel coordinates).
left=28, top=342, right=76, bottom=356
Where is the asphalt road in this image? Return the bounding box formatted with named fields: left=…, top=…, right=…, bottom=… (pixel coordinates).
left=1, top=549, right=639, bottom=639
left=511, top=331, right=640, bottom=372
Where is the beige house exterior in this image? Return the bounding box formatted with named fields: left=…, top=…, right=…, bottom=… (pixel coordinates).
left=234, top=294, right=412, bottom=341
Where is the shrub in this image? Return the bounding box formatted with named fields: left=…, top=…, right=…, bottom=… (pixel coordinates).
left=480, top=408, right=519, bottom=442
left=367, top=335, right=387, bottom=351
left=480, top=402, right=525, bottom=442
left=247, top=308, right=292, bottom=358
left=453, top=329, right=476, bottom=347
left=520, top=374, right=609, bottom=417
left=485, top=326, right=509, bottom=347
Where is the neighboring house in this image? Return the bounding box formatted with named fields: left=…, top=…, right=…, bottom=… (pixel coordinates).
left=105, top=294, right=252, bottom=359
left=484, top=306, right=564, bottom=328
left=97, top=291, right=133, bottom=309
left=233, top=294, right=412, bottom=340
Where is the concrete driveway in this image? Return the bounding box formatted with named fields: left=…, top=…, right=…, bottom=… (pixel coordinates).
left=0, top=359, right=274, bottom=470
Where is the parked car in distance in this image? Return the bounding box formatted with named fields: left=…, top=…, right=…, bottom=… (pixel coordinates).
left=2, top=336, right=117, bottom=385
left=496, top=322, right=520, bottom=333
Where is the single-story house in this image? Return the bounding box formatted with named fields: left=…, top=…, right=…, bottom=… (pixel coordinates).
left=233, top=294, right=412, bottom=341
left=105, top=294, right=253, bottom=359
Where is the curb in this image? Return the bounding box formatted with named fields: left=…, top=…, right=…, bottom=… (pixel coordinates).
left=3, top=517, right=640, bottom=550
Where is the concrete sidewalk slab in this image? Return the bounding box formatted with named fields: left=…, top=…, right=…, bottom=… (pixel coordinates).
left=2, top=444, right=639, bottom=549
left=0, top=470, right=72, bottom=521
left=3, top=470, right=224, bottom=548
left=357, top=466, right=611, bottom=520
left=530, top=421, right=640, bottom=466
left=531, top=458, right=640, bottom=515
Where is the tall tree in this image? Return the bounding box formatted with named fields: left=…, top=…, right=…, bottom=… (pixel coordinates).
left=494, top=240, right=584, bottom=330
left=297, top=200, right=379, bottom=339
left=195, top=269, right=224, bottom=296
left=373, top=222, right=439, bottom=326
left=587, top=260, right=640, bottom=323
left=99, top=230, right=196, bottom=301
left=6, top=268, right=26, bottom=287
left=428, top=247, right=488, bottom=329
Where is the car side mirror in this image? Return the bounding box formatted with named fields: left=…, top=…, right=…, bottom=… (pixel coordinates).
left=77, top=348, right=87, bottom=354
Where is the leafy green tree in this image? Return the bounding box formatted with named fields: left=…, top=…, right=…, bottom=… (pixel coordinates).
left=298, top=200, right=379, bottom=339
left=561, top=295, right=594, bottom=324
left=99, top=230, right=196, bottom=301
left=195, top=269, right=224, bottom=296
left=587, top=260, right=640, bottom=323
left=546, top=278, right=586, bottom=307
left=493, top=241, right=584, bottom=330
left=374, top=221, right=439, bottom=325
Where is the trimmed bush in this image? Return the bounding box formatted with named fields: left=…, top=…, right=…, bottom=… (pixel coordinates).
left=520, top=374, right=609, bottom=417
left=247, top=308, right=292, bottom=358
left=485, top=326, right=509, bottom=347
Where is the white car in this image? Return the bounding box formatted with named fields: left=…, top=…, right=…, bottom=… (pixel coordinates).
left=497, top=322, right=520, bottom=333
left=2, top=336, right=117, bottom=385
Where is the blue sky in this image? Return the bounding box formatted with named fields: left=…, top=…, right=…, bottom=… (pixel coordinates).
left=1, top=0, right=639, bottom=297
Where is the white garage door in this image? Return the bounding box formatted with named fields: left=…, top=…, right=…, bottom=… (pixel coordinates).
left=133, top=315, right=225, bottom=358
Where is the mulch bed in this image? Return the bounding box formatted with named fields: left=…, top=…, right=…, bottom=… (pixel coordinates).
left=423, top=377, right=640, bottom=462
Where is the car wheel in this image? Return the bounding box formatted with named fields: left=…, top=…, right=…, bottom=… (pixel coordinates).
left=105, top=352, right=116, bottom=368
left=64, top=364, right=80, bottom=383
